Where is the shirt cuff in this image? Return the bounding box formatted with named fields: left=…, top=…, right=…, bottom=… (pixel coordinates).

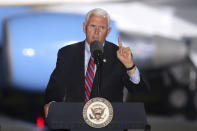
left=127, top=66, right=140, bottom=84
left=48, top=101, right=56, bottom=105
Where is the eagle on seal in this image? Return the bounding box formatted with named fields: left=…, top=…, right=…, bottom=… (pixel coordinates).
left=90, top=107, right=105, bottom=120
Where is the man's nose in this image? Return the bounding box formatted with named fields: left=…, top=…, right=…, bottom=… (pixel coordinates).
left=95, top=26, right=100, bottom=34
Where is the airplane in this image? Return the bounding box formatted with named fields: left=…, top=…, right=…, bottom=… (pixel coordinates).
left=0, top=1, right=197, bottom=129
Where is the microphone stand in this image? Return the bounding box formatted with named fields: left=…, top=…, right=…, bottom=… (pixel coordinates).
left=94, top=53, right=103, bottom=97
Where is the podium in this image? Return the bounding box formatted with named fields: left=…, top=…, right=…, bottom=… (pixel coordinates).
left=46, top=102, right=150, bottom=131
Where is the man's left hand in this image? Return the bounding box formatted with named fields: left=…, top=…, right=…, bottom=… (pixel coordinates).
left=116, top=37, right=136, bottom=74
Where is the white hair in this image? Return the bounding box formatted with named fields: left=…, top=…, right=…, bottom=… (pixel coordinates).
left=85, top=8, right=110, bottom=26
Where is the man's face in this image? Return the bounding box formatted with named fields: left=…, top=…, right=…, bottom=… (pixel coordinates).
left=83, top=14, right=111, bottom=44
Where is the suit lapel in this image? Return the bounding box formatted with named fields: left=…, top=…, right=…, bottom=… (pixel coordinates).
left=102, top=42, right=115, bottom=75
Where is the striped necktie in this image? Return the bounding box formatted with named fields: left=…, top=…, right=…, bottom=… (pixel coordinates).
left=85, top=56, right=95, bottom=102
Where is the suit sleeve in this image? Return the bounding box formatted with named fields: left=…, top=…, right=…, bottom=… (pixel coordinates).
left=44, top=49, right=66, bottom=104
left=121, top=62, right=150, bottom=95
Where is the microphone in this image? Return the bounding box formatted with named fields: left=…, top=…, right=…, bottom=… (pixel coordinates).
left=90, top=40, right=103, bottom=97
left=90, top=40, right=103, bottom=65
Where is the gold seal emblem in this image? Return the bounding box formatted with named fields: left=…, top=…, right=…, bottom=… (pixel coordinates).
left=83, top=97, right=113, bottom=128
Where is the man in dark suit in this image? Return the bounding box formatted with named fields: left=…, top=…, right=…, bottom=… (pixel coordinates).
left=44, top=8, right=149, bottom=118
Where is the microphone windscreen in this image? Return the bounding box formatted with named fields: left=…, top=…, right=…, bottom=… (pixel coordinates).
left=90, top=40, right=103, bottom=56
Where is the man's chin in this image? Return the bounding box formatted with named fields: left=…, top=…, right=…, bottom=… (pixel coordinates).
left=92, top=39, right=101, bottom=43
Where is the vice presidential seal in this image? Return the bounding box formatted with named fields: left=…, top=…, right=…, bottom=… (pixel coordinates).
left=83, top=97, right=113, bottom=128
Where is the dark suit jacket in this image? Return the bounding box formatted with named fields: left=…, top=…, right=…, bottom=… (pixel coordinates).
left=45, top=41, right=149, bottom=104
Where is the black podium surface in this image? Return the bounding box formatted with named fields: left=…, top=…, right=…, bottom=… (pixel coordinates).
left=46, top=102, right=148, bottom=131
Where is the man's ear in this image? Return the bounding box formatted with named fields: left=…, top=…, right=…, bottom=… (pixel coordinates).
left=106, top=27, right=112, bottom=37
left=83, top=22, right=86, bottom=33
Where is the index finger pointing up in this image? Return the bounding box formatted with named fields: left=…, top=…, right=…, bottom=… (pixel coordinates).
left=118, top=37, right=123, bottom=48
